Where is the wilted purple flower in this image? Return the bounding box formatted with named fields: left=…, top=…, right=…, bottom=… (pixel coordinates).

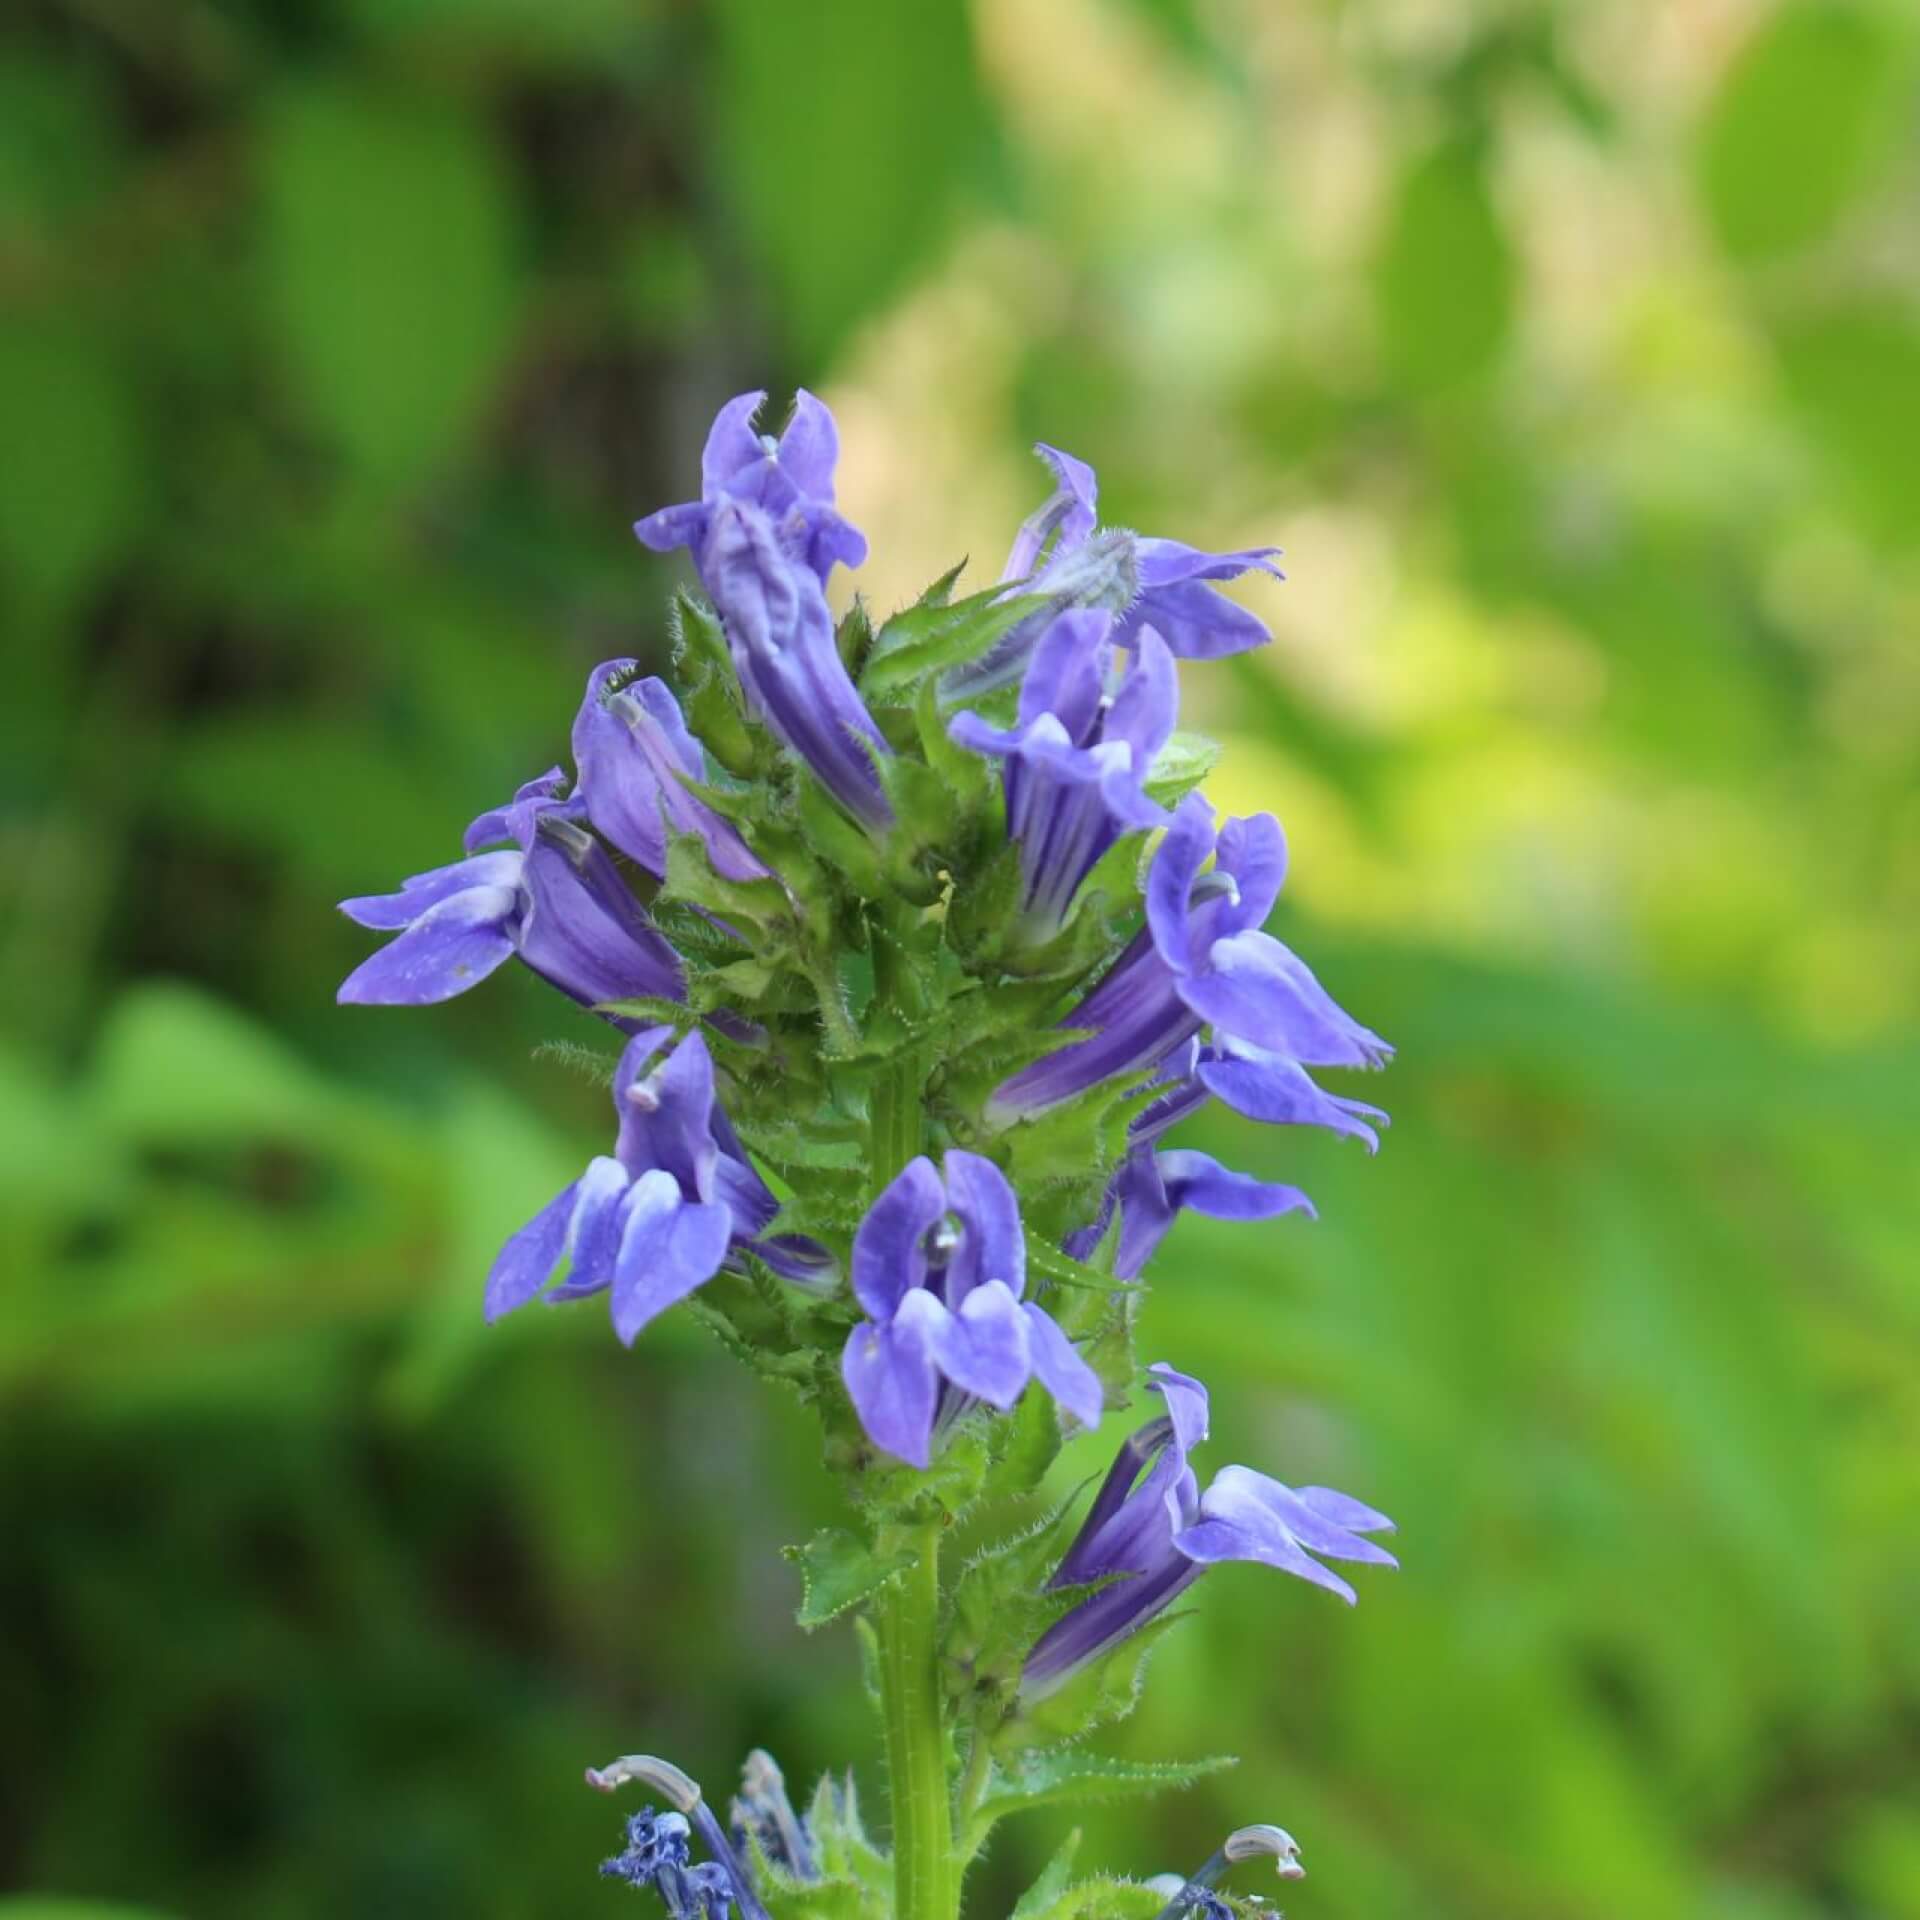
left=1001, top=443, right=1100, bottom=581
left=1150, top=1825, right=1306, bottom=1920
left=635, top=393, right=890, bottom=826
left=573, top=660, right=768, bottom=883
left=337, top=770, right=685, bottom=1014
left=841, top=1151, right=1104, bottom=1468
left=484, top=1025, right=821, bottom=1344
left=588, top=1753, right=769, bottom=1920
left=946, top=443, right=1284, bottom=698
left=1020, top=1363, right=1395, bottom=1700
left=601, top=1808, right=733, bottom=1917
left=988, top=795, right=1388, bottom=1124
left=729, top=1751, right=817, bottom=1884
left=949, top=611, right=1175, bottom=933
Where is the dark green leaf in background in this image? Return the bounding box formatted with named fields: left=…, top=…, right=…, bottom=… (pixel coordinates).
left=711, top=0, right=997, bottom=367
left=257, top=83, right=521, bottom=488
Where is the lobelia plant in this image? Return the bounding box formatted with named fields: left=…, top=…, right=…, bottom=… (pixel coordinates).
left=339, top=392, right=1396, bottom=1920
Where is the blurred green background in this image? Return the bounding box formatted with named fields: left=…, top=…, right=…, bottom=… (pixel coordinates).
left=4, top=0, right=1919, bottom=1915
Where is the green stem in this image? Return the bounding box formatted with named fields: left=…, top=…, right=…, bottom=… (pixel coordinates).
left=877, top=1523, right=954, bottom=1920
left=869, top=1045, right=926, bottom=1188
left=868, top=919, right=951, bottom=1917
left=954, top=1728, right=994, bottom=1862
left=869, top=922, right=930, bottom=1184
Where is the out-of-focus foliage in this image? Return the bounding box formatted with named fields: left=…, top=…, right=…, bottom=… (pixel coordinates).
left=1, top=2, right=1916, bottom=1917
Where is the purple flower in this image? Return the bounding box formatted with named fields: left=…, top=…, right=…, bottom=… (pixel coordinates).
left=337, top=771, right=685, bottom=1015
left=988, top=795, right=1388, bottom=1124
left=946, top=443, right=1284, bottom=698
left=635, top=388, right=867, bottom=591
left=1065, top=1147, right=1314, bottom=1283
left=1186, top=1031, right=1389, bottom=1144
left=841, top=1151, right=1104, bottom=1468
left=1021, top=1364, right=1395, bottom=1700
left=484, top=1026, right=820, bottom=1344
left=573, top=661, right=768, bottom=883
left=635, top=393, right=889, bottom=826
left=1000, top=442, right=1100, bottom=583
left=949, top=611, right=1175, bottom=933
left=1059, top=1031, right=1386, bottom=1277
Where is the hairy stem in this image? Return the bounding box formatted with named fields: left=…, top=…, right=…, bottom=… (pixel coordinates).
left=954, top=1728, right=995, bottom=1862
left=877, top=1524, right=954, bottom=1920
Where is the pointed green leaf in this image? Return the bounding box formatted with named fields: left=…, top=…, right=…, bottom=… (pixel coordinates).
left=1143, top=731, right=1222, bottom=806
left=1016, top=1877, right=1172, bottom=1920
left=1011, top=1831, right=1083, bottom=1920
left=974, top=1751, right=1237, bottom=1831
left=862, top=588, right=1050, bottom=696
left=783, top=1528, right=916, bottom=1630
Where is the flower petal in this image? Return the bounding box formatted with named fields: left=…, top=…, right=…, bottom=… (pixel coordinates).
left=515, top=822, right=686, bottom=1013
left=1146, top=794, right=1215, bottom=974
left=842, top=1308, right=940, bottom=1467
left=1102, top=628, right=1179, bottom=767
left=1180, top=929, right=1391, bottom=1069
left=463, top=768, right=571, bottom=853
left=851, top=1156, right=946, bottom=1320
left=1197, top=1043, right=1387, bottom=1149
left=1213, top=810, right=1288, bottom=930
left=1124, top=575, right=1272, bottom=659
left=1017, top=609, right=1110, bottom=737
left=700, top=390, right=771, bottom=495
left=941, top=1149, right=1025, bottom=1302
left=776, top=389, right=840, bottom=501
left=1173, top=1514, right=1358, bottom=1603
left=1157, top=1149, right=1315, bottom=1225
left=1296, top=1485, right=1397, bottom=1537
left=609, top=1170, right=732, bottom=1345
left=1021, top=1303, right=1104, bottom=1429
left=1132, top=537, right=1283, bottom=588
left=633, top=499, right=708, bottom=554
left=747, top=1233, right=838, bottom=1289
left=338, top=852, right=521, bottom=930
left=336, top=885, right=518, bottom=1006
left=927, top=1278, right=1030, bottom=1407
left=1146, top=1362, right=1211, bottom=1455
left=1002, top=443, right=1099, bottom=581
left=483, top=1176, right=580, bottom=1320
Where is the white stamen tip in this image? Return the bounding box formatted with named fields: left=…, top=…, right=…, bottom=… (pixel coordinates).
left=585, top=1754, right=703, bottom=1812
left=1225, top=1825, right=1304, bottom=1879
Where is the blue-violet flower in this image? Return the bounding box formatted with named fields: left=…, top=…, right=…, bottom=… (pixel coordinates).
left=842, top=1151, right=1104, bottom=1468
left=484, top=1025, right=821, bottom=1342
left=337, top=770, right=684, bottom=1014
left=573, top=660, right=768, bottom=883
left=989, top=794, right=1388, bottom=1124
left=946, top=442, right=1285, bottom=697
left=949, top=610, right=1175, bottom=934
left=1021, top=1363, right=1395, bottom=1700
left=635, top=392, right=890, bottom=826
